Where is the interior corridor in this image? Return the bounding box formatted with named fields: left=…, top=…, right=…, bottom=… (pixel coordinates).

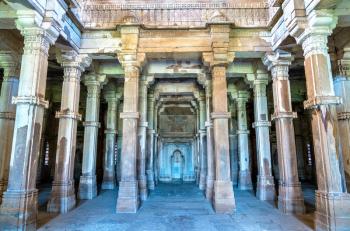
left=38, top=184, right=314, bottom=231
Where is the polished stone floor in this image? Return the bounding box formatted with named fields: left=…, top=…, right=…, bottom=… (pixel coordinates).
left=38, top=183, right=314, bottom=231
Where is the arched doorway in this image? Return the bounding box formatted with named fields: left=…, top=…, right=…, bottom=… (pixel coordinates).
left=171, top=150, right=184, bottom=181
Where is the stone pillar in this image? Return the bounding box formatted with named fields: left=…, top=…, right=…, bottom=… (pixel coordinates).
left=101, top=90, right=119, bottom=190
left=334, top=48, right=350, bottom=189
left=0, top=57, right=19, bottom=203
left=146, top=93, right=155, bottom=190
left=205, top=83, right=215, bottom=201
left=296, top=13, right=350, bottom=229
left=0, top=25, right=58, bottom=230
left=228, top=101, right=238, bottom=187
left=211, top=66, right=235, bottom=213
left=264, top=50, right=305, bottom=214
left=47, top=52, right=91, bottom=213
left=138, top=78, right=148, bottom=200
left=252, top=79, right=276, bottom=201
left=236, top=91, right=253, bottom=190
left=116, top=64, right=141, bottom=213
left=198, top=93, right=207, bottom=190
left=78, top=74, right=106, bottom=199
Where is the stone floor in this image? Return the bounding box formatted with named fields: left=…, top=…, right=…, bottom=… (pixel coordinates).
left=38, top=183, right=315, bottom=231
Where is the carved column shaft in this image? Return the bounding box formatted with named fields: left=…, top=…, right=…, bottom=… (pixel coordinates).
left=252, top=79, right=276, bottom=201
left=48, top=53, right=90, bottom=213
left=211, top=66, right=235, bottom=213
left=0, top=26, right=58, bottom=230
left=101, top=93, right=118, bottom=190
left=265, top=51, right=305, bottom=214
left=198, top=94, right=207, bottom=190
left=236, top=92, right=253, bottom=190
left=146, top=94, right=155, bottom=190
left=138, top=79, right=148, bottom=200
left=79, top=75, right=104, bottom=200
left=116, top=65, right=140, bottom=213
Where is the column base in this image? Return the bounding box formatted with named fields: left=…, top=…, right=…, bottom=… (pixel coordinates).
left=0, top=189, right=38, bottom=230
left=101, top=175, right=116, bottom=190
left=139, top=176, right=148, bottom=201
left=315, top=191, right=350, bottom=231
left=205, top=178, right=214, bottom=200
left=146, top=170, right=155, bottom=190
left=47, top=181, right=76, bottom=213
left=213, top=181, right=235, bottom=214
left=0, top=180, right=7, bottom=204
left=238, top=170, right=253, bottom=190
left=256, top=175, right=276, bottom=201
left=116, top=181, right=139, bottom=213
left=78, top=175, right=97, bottom=200
left=199, top=173, right=206, bottom=190
left=278, top=182, right=305, bottom=214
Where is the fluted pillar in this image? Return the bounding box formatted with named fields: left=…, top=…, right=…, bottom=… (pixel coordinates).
left=79, top=74, right=106, bottom=199
left=0, top=24, right=58, bottom=230
left=334, top=48, right=350, bottom=189
left=295, top=12, right=350, bottom=230
left=236, top=91, right=253, bottom=190
left=211, top=65, right=235, bottom=213
left=264, top=50, right=305, bottom=214
left=146, top=93, right=155, bottom=190
left=252, top=79, right=276, bottom=201
left=198, top=92, right=207, bottom=190
left=0, top=56, right=19, bottom=203
left=101, top=89, right=119, bottom=190
left=47, top=52, right=91, bottom=213
left=138, top=78, right=148, bottom=200
left=116, top=64, right=141, bottom=213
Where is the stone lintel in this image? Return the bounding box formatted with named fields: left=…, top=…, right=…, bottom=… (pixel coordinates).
left=303, top=96, right=342, bottom=110
left=12, top=96, right=49, bottom=108
left=55, top=111, right=82, bottom=121
left=252, top=121, right=271, bottom=128
left=271, top=111, right=297, bottom=121
left=120, top=112, right=140, bottom=119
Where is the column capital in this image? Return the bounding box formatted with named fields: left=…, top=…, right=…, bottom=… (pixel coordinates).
left=271, top=111, right=297, bottom=121
left=236, top=91, right=250, bottom=104
left=336, top=48, right=350, bottom=79
left=59, top=51, right=92, bottom=79
left=262, top=50, right=294, bottom=80
left=55, top=111, right=82, bottom=121
left=0, top=51, right=21, bottom=79
left=83, top=74, right=107, bottom=88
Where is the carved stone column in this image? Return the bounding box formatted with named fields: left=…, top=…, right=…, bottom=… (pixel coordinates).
left=211, top=65, right=235, bottom=213
left=138, top=78, right=148, bottom=200
left=252, top=79, right=276, bottom=201
left=236, top=91, right=253, bottom=190
left=116, top=64, right=141, bottom=213
left=334, top=48, right=350, bottom=189
left=228, top=101, right=238, bottom=187
left=0, top=55, right=19, bottom=203
left=101, top=89, right=119, bottom=190
left=198, top=92, right=207, bottom=190
left=264, top=50, right=305, bottom=214
left=47, top=52, right=91, bottom=213
left=296, top=12, right=350, bottom=229
left=146, top=93, right=155, bottom=190
left=79, top=74, right=106, bottom=199
left=0, top=25, right=58, bottom=230
left=205, top=83, right=215, bottom=200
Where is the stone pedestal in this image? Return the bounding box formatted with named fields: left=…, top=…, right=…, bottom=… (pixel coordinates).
left=48, top=52, right=91, bottom=213
left=0, top=60, right=19, bottom=204
left=138, top=79, right=148, bottom=200
left=296, top=14, right=350, bottom=229
left=116, top=64, right=141, bottom=213
left=0, top=25, right=58, bottom=230
left=211, top=66, right=235, bottom=213
left=264, top=50, right=305, bottom=214
left=102, top=90, right=119, bottom=190
left=236, top=91, right=253, bottom=190
left=79, top=74, right=105, bottom=199
left=252, top=79, right=276, bottom=201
